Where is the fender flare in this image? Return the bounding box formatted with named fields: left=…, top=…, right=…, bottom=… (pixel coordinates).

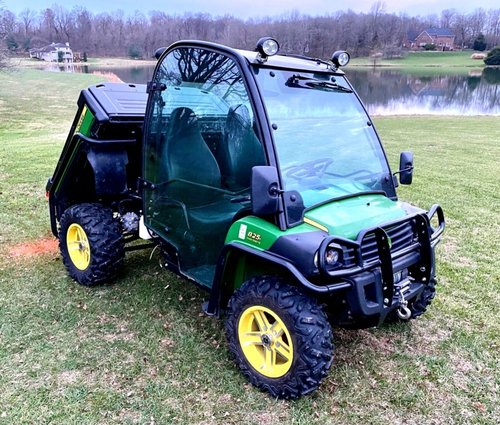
left=86, top=143, right=129, bottom=197
left=204, top=242, right=351, bottom=316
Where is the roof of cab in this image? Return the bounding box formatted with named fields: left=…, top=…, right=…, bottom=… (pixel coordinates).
left=161, top=40, right=345, bottom=75
left=236, top=48, right=345, bottom=75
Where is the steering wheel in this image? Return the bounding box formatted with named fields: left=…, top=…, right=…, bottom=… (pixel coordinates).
left=332, top=169, right=381, bottom=190
left=284, top=158, right=333, bottom=180
left=337, top=169, right=374, bottom=179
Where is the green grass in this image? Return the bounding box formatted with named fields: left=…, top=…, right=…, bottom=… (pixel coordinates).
left=350, top=51, right=486, bottom=73
left=1, top=69, right=499, bottom=424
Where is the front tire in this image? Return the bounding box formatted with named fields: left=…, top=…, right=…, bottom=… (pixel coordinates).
left=226, top=276, right=333, bottom=399
left=410, top=279, right=436, bottom=319
left=59, top=203, right=124, bottom=286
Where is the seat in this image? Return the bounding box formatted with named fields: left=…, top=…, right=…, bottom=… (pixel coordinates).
left=159, top=107, right=225, bottom=234
left=157, top=107, right=239, bottom=270
left=164, top=107, right=221, bottom=189
left=218, top=104, right=265, bottom=191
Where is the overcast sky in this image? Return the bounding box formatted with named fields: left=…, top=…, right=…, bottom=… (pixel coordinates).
left=2, top=0, right=498, bottom=18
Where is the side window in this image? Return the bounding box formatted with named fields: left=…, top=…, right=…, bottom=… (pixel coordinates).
left=145, top=48, right=265, bottom=192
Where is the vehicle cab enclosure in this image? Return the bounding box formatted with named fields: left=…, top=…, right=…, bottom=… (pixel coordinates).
left=141, top=39, right=445, bottom=327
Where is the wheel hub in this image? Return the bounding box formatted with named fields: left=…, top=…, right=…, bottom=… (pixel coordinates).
left=261, top=334, right=272, bottom=347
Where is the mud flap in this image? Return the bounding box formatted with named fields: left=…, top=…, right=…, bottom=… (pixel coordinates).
left=87, top=146, right=128, bottom=196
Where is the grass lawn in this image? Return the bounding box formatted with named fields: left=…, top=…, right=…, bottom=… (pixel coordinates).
left=0, top=69, right=499, bottom=424
left=350, top=51, right=486, bottom=72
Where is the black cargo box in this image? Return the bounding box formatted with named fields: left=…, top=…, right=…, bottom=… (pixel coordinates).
left=47, top=83, right=148, bottom=235
left=77, top=82, right=148, bottom=140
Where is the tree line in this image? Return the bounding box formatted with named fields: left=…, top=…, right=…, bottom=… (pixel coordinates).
left=1, top=2, right=499, bottom=60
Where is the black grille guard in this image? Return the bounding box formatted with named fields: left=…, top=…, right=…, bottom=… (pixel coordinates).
left=427, top=204, right=445, bottom=248
left=317, top=206, right=445, bottom=301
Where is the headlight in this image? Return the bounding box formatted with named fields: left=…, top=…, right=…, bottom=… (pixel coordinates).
left=325, top=248, right=339, bottom=265
left=324, top=245, right=343, bottom=268
left=316, top=241, right=346, bottom=272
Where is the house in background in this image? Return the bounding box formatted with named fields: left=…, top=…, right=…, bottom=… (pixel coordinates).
left=402, top=30, right=420, bottom=49
left=414, top=28, right=455, bottom=51
left=29, top=42, right=73, bottom=63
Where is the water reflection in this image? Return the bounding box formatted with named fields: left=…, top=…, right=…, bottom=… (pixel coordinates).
left=37, top=63, right=499, bottom=115
left=39, top=62, right=155, bottom=85
left=348, top=68, right=500, bottom=116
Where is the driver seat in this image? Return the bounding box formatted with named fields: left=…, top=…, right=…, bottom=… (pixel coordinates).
left=160, top=107, right=239, bottom=266
left=218, top=104, right=265, bottom=191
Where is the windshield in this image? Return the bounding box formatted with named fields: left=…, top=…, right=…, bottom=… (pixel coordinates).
left=254, top=68, right=395, bottom=209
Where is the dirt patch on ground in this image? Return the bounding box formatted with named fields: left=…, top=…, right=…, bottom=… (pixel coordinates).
left=7, top=237, right=59, bottom=258
left=57, top=370, right=83, bottom=385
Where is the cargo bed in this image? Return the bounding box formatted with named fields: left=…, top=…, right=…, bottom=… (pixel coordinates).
left=47, top=83, right=148, bottom=236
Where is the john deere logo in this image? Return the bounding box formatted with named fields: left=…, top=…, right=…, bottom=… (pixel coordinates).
left=387, top=237, right=392, bottom=248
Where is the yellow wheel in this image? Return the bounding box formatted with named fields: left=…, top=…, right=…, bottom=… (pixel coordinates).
left=66, top=223, right=91, bottom=270
left=226, top=276, right=334, bottom=399
left=59, top=203, right=124, bottom=286
left=238, top=305, right=293, bottom=378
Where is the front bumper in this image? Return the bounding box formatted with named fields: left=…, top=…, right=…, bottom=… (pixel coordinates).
left=317, top=205, right=445, bottom=326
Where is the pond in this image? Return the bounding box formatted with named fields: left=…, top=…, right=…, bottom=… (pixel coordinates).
left=348, top=68, right=500, bottom=116
left=42, top=63, right=500, bottom=116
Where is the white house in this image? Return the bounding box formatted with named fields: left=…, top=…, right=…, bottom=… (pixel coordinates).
left=30, top=42, right=73, bottom=63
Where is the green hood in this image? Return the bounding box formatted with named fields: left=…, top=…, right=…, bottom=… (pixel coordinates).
left=304, top=194, right=407, bottom=240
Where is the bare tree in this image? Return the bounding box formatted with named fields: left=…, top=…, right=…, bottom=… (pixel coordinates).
left=468, top=8, right=486, bottom=41
left=486, top=9, right=500, bottom=47
left=369, top=1, right=387, bottom=49
left=53, top=4, right=74, bottom=43
left=440, top=9, right=456, bottom=28
left=19, top=9, right=37, bottom=35
left=40, top=8, right=58, bottom=42
left=1, top=2, right=500, bottom=62
left=0, top=1, right=13, bottom=69
left=0, top=1, right=6, bottom=39
left=72, top=7, right=93, bottom=52
left=17, top=8, right=38, bottom=50
left=453, top=13, right=471, bottom=49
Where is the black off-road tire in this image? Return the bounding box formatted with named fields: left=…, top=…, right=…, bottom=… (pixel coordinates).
left=59, top=203, right=124, bottom=286
left=410, top=279, right=436, bottom=319
left=226, top=276, right=334, bottom=399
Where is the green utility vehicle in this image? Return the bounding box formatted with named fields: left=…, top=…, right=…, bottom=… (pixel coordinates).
left=47, top=37, right=445, bottom=398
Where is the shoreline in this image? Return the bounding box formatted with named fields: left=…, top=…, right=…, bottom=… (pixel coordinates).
left=9, top=57, right=157, bottom=69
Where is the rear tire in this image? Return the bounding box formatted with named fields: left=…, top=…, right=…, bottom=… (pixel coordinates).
left=59, top=203, right=124, bottom=286
left=226, top=276, right=333, bottom=399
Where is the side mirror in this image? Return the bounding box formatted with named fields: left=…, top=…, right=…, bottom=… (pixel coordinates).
left=398, top=151, right=414, bottom=185
left=251, top=166, right=281, bottom=216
